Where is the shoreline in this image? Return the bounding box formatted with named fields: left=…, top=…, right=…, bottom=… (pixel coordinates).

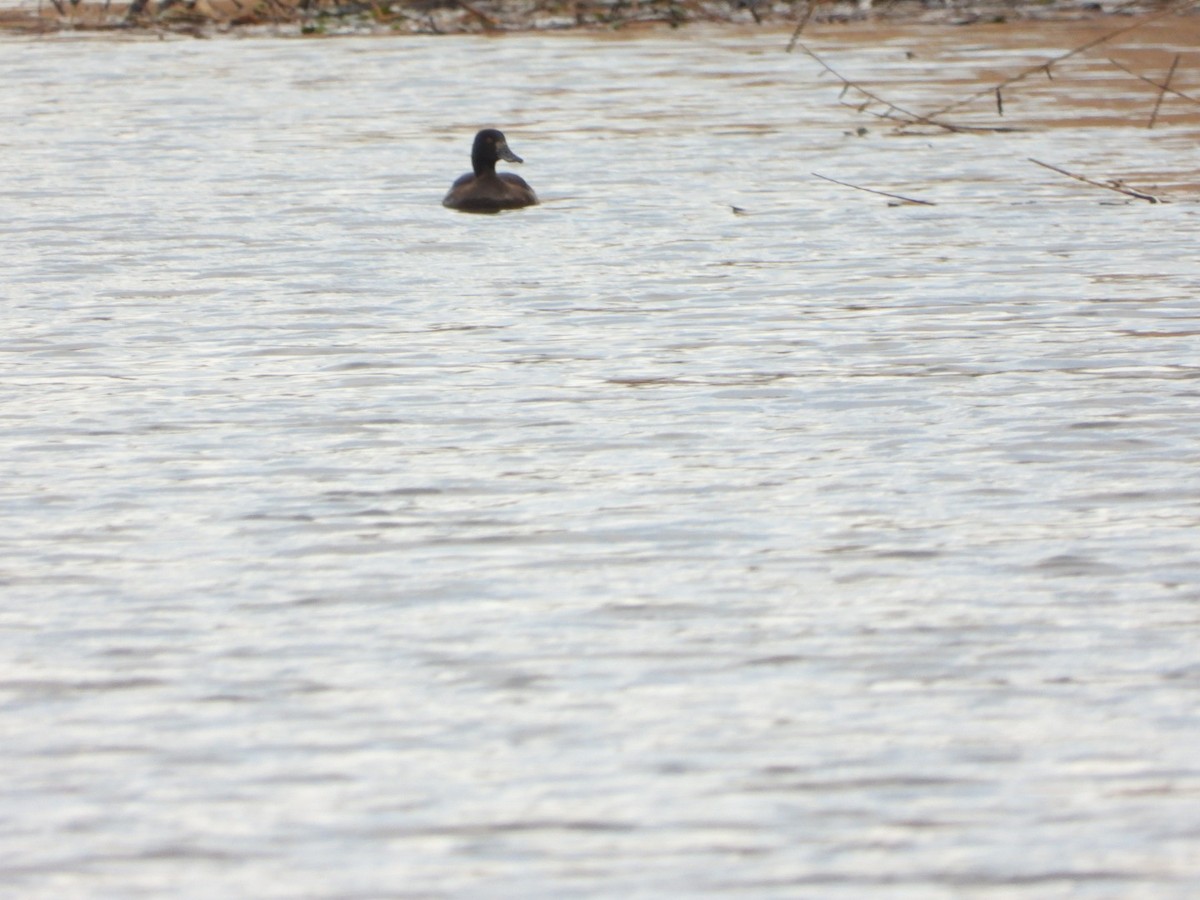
left=0, top=0, right=1192, bottom=38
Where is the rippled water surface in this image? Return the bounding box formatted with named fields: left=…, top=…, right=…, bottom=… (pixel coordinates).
left=2, top=21, right=1200, bottom=897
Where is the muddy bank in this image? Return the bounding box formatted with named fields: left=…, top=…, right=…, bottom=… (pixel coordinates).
left=0, top=0, right=1192, bottom=37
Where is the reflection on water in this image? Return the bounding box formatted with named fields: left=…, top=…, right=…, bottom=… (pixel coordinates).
left=1, top=22, right=1199, bottom=898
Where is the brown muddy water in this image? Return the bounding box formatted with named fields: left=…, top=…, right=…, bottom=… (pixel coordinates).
left=2, top=20, right=1199, bottom=898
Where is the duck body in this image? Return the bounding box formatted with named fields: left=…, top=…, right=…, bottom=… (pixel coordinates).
left=443, top=129, right=538, bottom=213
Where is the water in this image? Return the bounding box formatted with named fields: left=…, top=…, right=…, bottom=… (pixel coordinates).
left=2, top=22, right=1199, bottom=897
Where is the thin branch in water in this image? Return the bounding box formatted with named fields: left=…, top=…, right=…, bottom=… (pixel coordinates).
left=1108, top=56, right=1200, bottom=107
left=812, top=172, right=936, bottom=206
left=1148, top=53, right=1181, bottom=128
left=785, top=0, right=817, bottom=53
left=1028, top=158, right=1163, bottom=204
left=795, top=41, right=1025, bottom=134
left=995, top=88, right=1003, bottom=117
left=794, top=42, right=954, bottom=132
left=921, top=4, right=1188, bottom=122
left=796, top=43, right=921, bottom=122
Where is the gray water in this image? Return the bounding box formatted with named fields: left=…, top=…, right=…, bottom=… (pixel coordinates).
left=2, top=24, right=1199, bottom=898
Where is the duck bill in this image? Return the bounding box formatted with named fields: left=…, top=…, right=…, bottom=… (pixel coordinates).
left=498, top=142, right=523, bottom=164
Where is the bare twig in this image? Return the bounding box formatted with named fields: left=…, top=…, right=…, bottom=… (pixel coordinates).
left=795, top=41, right=1027, bottom=134
left=794, top=42, right=1014, bottom=133
left=1148, top=53, right=1181, bottom=128
left=812, top=172, right=936, bottom=206
left=785, top=0, right=817, bottom=53
left=1108, top=56, right=1200, bottom=107
left=921, top=4, right=1189, bottom=122
left=1028, top=158, right=1163, bottom=204
left=795, top=42, right=931, bottom=126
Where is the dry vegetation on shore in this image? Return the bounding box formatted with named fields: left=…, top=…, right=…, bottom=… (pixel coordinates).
left=0, top=0, right=1191, bottom=35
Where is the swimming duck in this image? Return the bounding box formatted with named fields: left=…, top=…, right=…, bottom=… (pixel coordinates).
left=443, top=129, right=538, bottom=213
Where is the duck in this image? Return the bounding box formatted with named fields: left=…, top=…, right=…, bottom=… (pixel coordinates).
left=443, top=129, right=538, bottom=213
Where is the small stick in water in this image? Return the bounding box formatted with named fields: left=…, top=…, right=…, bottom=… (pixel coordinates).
left=1028, top=158, right=1163, bottom=204
left=1148, top=53, right=1181, bottom=129
left=812, top=172, right=936, bottom=206
left=786, top=1, right=818, bottom=53
left=1108, top=56, right=1200, bottom=107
